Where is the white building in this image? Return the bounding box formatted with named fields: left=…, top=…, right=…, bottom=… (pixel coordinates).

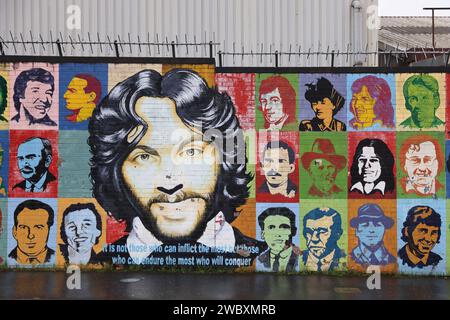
left=0, top=0, right=379, bottom=66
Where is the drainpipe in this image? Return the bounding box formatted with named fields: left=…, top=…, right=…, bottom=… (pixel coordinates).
left=351, top=0, right=363, bottom=66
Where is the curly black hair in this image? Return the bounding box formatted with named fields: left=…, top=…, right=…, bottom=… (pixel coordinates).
left=88, top=69, right=251, bottom=231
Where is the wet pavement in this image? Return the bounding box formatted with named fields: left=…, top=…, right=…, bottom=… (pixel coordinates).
left=0, top=270, right=448, bottom=300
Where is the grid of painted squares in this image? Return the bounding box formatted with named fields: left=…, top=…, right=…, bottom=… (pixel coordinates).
left=216, top=72, right=450, bottom=275
left=0, top=63, right=447, bottom=275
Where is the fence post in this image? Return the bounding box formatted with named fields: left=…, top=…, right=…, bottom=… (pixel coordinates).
left=171, top=41, right=176, bottom=58
left=218, top=50, right=223, bottom=67
left=114, top=40, right=120, bottom=58
left=56, top=39, right=63, bottom=57
left=275, top=50, right=279, bottom=67
left=209, top=41, right=213, bottom=59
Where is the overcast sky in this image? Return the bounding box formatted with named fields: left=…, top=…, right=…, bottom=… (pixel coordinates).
left=379, top=0, right=450, bottom=16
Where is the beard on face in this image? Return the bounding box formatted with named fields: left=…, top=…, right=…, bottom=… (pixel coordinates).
left=131, top=189, right=218, bottom=244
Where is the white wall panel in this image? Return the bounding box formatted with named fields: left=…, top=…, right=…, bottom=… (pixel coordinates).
left=0, top=0, right=379, bottom=66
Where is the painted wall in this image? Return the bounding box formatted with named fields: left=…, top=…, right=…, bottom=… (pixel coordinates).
left=217, top=70, right=450, bottom=275
left=0, top=60, right=449, bottom=276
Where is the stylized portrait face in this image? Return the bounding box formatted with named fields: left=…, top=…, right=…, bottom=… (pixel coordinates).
left=403, top=75, right=441, bottom=128
left=357, top=146, right=381, bottom=183
left=349, top=75, right=395, bottom=130
left=350, top=138, right=395, bottom=196
left=400, top=205, right=442, bottom=268
left=64, top=75, right=100, bottom=122
left=308, top=158, right=337, bottom=193
left=311, top=98, right=335, bottom=121
left=410, top=222, right=439, bottom=256
left=13, top=208, right=50, bottom=257
left=17, top=138, right=51, bottom=182
left=351, top=85, right=376, bottom=125
left=303, top=77, right=346, bottom=127
left=260, top=88, right=285, bottom=124
left=121, top=97, right=219, bottom=241
left=262, top=214, right=291, bottom=254
left=258, top=75, right=297, bottom=130
left=64, top=208, right=101, bottom=254
left=90, top=69, right=251, bottom=248
left=407, top=84, right=436, bottom=125
left=302, top=138, right=346, bottom=197
left=304, top=215, right=334, bottom=258
left=356, top=220, right=385, bottom=247
left=262, top=147, right=295, bottom=186
left=20, top=81, right=53, bottom=121
left=404, top=141, right=438, bottom=189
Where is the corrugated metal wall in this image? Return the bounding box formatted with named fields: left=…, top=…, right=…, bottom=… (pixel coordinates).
left=0, top=0, right=379, bottom=66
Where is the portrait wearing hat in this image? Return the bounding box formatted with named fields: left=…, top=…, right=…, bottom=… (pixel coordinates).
left=300, top=136, right=347, bottom=198
left=350, top=203, right=396, bottom=267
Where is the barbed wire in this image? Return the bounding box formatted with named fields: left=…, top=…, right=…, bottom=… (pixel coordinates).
left=1, top=32, right=449, bottom=67
left=0, top=32, right=221, bottom=58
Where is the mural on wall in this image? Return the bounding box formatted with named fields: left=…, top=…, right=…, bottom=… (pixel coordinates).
left=89, top=68, right=265, bottom=268
left=347, top=74, right=396, bottom=131
left=0, top=74, right=8, bottom=124
left=299, top=74, right=347, bottom=132
left=0, top=200, right=6, bottom=265
left=397, top=199, right=446, bottom=275
left=446, top=73, right=450, bottom=139
left=0, top=131, right=9, bottom=197
left=300, top=200, right=347, bottom=272
left=348, top=132, right=396, bottom=199
left=0, top=61, right=450, bottom=276
left=348, top=200, right=397, bottom=273
left=216, top=73, right=255, bottom=130
left=255, top=203, right=300, bottom=272
left=7, top=198, right=57, bottom=267
left=244, top=130, right=256, bottom=199
left=56, top=199, right=107, bottom=267
left=446, top=140, right=450, bottom=199
left=256, top=131, right=299, bottom=202
left=255, top=74, right=298, bottom=131
left=299, top=132, right=347, bottom=199
left=9, top=63, right=59, bottom=130
left=397, top=132, right=445, bottom=199
left=396, top=73, right=446, bottom=131
left=59, top=64, right=107, bottom=130
left=8, top=130, right=58, bottom=198
left=58, top=131, right=92, bottom=198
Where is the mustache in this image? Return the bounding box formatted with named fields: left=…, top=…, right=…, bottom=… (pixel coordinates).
left=413, top=169, right=431, bottom=175
left=146, top=190, right=212, bottom=206
left=266, top=169, right=282, bottom=177
left=20, top=166, right=33, bottom=172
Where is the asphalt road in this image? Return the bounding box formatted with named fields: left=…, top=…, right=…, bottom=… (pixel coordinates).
left=0, top=270, right=448, bottom=300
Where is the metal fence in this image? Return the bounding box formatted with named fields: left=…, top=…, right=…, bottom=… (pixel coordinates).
left=1, top=33, right=449, bottom=67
